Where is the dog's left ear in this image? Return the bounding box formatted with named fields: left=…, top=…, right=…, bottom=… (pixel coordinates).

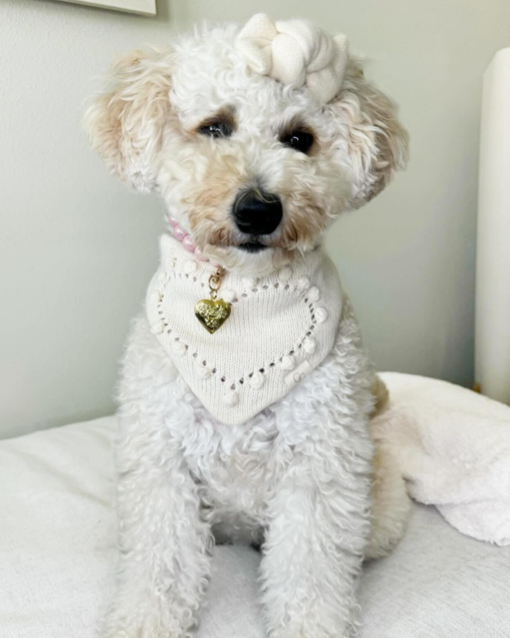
left=327, top=58, right=409, bottom=208
left=84, top=47, right=173, bottom=193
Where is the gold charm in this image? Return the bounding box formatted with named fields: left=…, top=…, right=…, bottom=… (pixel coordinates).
left=195, top=299, right=231, bottom=334
left=195, top=267, right=231, bottom=334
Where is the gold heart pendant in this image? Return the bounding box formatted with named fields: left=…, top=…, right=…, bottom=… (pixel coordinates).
left=195, top=298, right=231, bottom=334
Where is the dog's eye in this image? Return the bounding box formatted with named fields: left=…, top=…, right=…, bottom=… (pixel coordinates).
left=199, top=120, right=233, bottom=139
left=281, top=129, right=315, bottom=154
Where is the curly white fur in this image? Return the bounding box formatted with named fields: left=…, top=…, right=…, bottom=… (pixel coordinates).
left=86, top=17, right=410, bottom=638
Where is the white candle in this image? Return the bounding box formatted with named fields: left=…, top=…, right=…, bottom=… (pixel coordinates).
left=475, top=48, right=510, bottom=405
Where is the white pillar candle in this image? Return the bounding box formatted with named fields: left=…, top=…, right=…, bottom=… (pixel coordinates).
left=475, top=48, right=510, bottom=405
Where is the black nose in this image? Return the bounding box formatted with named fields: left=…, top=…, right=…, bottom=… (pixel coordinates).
left=233, top=190, right=283, bottom=236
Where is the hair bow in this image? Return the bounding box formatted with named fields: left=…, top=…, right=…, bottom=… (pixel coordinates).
left=235, top=14, right=348, bottom=104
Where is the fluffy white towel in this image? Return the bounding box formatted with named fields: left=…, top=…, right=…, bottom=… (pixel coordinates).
left=375, top=373, right=510, bottom=546
left=236, top=14, right=348, bottom=104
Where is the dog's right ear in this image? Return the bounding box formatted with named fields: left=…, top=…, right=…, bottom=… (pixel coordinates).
left=84, top=48, right=173, bottom=193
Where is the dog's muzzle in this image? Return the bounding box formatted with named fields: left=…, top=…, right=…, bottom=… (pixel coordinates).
left=233, top=189, right=283, bottom=239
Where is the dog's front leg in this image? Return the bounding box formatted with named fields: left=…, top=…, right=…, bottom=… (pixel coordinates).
left=260, top=451, right=370, bottom=638
left=103, top=412, right=211, bottom=638
left=261, top=312, right=374, bottom=638
left=103, top=318, right=212, bottom=638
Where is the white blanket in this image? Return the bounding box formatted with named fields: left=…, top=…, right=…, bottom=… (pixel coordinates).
left=375, top=373, right=510, bottom=546
left=1, top=374, right=509, bottom=637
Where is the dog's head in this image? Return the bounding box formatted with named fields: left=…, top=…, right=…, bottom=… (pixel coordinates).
left=86, top=17, right=408, bottom=275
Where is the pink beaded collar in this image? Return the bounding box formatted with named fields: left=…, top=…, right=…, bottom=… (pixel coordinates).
left=169, top=215, right=220, bottom=267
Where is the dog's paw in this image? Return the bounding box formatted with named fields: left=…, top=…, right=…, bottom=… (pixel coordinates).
left=102, top=601, right=195, bottom=638
left=102, top=624, right=193, bottom=638
left=276, top=632, right=354, bottom=638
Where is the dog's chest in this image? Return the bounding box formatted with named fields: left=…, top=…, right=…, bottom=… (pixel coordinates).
left=180, top=407, right=285, bottom=521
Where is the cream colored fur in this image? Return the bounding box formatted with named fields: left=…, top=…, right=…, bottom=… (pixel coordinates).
left=85, top=17, right=409, bottom=638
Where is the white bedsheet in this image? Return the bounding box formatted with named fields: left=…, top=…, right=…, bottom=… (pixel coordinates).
left=1, top=374, right=509, bottom=637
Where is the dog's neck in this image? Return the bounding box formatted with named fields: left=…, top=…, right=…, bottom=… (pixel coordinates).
left=169, top=215, right=221, bottom=266
left=167, top=215, right=321, bottom=278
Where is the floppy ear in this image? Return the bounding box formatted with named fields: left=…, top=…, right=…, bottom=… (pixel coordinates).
left=84, top=47, right=173, bottom=193
left=328, top=58, right=409, bottom=208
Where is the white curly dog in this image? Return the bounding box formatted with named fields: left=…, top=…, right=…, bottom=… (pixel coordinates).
left=86, top=14, right=411, bottom=638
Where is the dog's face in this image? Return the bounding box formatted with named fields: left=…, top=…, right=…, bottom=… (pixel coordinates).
left=86, top=23, right=408, bottom=274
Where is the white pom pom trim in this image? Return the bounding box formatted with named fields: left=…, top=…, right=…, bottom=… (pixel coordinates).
left=222, top=288, right=237, bottom=303
left=308, top=286, right=320, bottom=302
left=250, top=371, right=265, bottom=389
left=171, top=341, right=186, bottom=356
left=150, top=321, right=164, bottom=335
left=242, top=276, right=257, bottom=289
left=183, top=260, right=198, bottom=274
left=297, top=277, right=310, bottom=291
left=223, top=390, right=239, bottom=407
left=278, top=266, right=292, bottom=282
left=315, top=307, right=328, bottom=323
left=303, top=336, right=317, bottom=354
left=279, top=355, right=295, bottom=371
left=197, top=366, right=212, bottom=380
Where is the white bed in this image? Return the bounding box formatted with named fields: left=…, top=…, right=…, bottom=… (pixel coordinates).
left=1, top=372, right=509, bottom=638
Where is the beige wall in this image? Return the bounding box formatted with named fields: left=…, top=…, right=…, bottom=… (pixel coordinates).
left=1, top=0, right=509, bottom=438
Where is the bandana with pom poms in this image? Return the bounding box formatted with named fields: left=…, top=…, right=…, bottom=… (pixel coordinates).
left=146, top=234, right=343, bottom=425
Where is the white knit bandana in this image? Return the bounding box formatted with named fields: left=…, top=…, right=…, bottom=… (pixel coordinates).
left=146, top=235, right=343, bottom=425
